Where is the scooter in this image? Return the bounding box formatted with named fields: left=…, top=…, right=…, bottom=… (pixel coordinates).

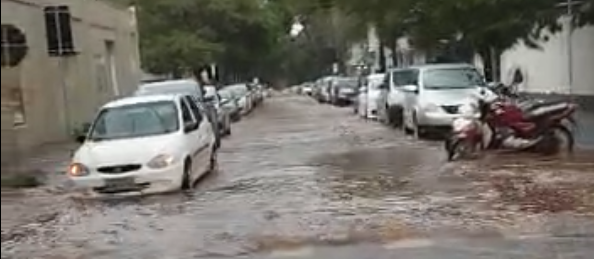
left=445, top=87, right=577, bottom=161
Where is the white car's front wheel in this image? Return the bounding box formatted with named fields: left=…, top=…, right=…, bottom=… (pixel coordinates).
left=181, top=159, right=192, bottom=190
left=209, top=148, right=218, bottom=172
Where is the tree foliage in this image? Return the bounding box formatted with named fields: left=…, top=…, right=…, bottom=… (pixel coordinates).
left=313, top=0, right=585, bottom=54
left=113, top=0, right=293, bottom=81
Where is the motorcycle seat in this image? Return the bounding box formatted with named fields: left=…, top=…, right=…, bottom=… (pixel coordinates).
left=523, top=101, right=571, bottom=119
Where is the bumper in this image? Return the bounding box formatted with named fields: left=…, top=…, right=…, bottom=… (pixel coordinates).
left=366, top=103, right=379, bottom=119
left=418, top=112, right=479, bottom=127
left=69, top=162, right=185, bottom=195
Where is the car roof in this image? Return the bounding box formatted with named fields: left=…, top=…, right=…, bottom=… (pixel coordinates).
left=367, top=73, right=384, bottom=79
left=388, top=63, right=474, bottom=72
left=140, top=79, right=198, bottom=87
left=136, top=79, right=202, bottom=95
left=411, top=63, right=474, bottom=70
left=103, top=94, right=181, bottom=109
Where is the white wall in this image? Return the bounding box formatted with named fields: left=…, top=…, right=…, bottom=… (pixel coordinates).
left=500, top=19, right=594, bottom=95
left=1, top=0, right=141, bottom=151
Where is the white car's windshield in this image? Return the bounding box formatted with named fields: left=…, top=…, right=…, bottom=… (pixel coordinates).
left=89, top=101, right=179, bottom=141
left=423, top=68, right=485, bottom=89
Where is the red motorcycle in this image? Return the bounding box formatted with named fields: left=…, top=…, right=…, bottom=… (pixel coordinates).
left=445, top=88, right=577, bottom=161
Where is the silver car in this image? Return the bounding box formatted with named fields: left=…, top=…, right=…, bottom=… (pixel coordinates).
left=401, top=64, right=486, bottom=138
left=204, top=85, right=232, bottom=136
left=218, top=88, right=241, bottom=122
left=134, top=79, right=222, bottom=147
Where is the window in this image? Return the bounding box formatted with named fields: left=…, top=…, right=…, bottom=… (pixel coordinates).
left=88, top=101, right=178, bottom=141
left=1, top=24, right=27, bottom=67
left=392, top=69, right=419, bottom=87
left=180, top=99, right=194, bottom=124
left=184, top=96, right=203, bottom=124
left=422, top=68, right=485, bottom=89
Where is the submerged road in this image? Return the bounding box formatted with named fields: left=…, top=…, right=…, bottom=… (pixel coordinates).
left=2, top=95, right=594, bottom=258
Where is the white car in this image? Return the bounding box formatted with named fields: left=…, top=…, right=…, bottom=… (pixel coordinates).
left=355, top=73, right=385, bottom=119
left=68, top=94, right=218, bottom=195
left=377, top=68, right=416, bottom=128
left=135, top=79, right=221, bottom=149
left=227, top=84, right=253, bottom=114
left=204, top=85, right=232, bottom=136
left=401, top=63, right=486, bottom=138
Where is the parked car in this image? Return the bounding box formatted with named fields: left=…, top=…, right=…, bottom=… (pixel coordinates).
left=354, top=73, right=385, bottom=119
left=218, top=88, right=241, bottom=122
left=377, top=68, right=417, bottom=128
left=228, top=83, right=254, bottom=114
left=204, top=85, right=232, bottom=136
left=401, top=63, right=486, bottom=138
left=315, top=76, right=334, bottom=103
left=301, top=83, right=314, bottom=96
left=249, top=83, right=264, bottom=107
left=68, top=94, right=218, bottom=195
left=134, top=79, right=221, bottom=148
left=329, top=77, right=358, bottom=106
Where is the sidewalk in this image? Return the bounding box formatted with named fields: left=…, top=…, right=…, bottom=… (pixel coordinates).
left=1, top=142, right=76, bottom=188
left=1, top=142, right=76, bottom=242
left=576, top=109, right=594, bottom=148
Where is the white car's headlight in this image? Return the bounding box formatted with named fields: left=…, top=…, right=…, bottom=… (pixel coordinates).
left=422, top=103, right=441, bottom=112
left=147, top=154, right=175, bottom=169
left=67, top=163, right=89, bottom=177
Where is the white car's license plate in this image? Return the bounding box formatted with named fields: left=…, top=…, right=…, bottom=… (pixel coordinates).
left=104, top=177, right=135, bottom=189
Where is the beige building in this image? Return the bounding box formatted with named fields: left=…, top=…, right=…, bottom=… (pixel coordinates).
left=1, top=0, right=141, bottom=168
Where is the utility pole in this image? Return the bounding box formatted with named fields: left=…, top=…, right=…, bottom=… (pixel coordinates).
left=557, top=0, right=583, bottom=96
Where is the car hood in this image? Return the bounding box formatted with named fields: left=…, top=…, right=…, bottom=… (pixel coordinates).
left=74, top=134, right=179, bottom=167
left=422, top=88, right=479, bottom=106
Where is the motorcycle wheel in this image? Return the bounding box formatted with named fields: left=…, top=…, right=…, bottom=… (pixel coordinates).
left=552, top=125, right=574, bottom=155
left=536, top=125, right=574, bottom=155
left=445, top=137, right=477, bottom=161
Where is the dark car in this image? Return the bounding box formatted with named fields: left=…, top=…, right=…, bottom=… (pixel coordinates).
left=330, top=77, right=359, bottom=106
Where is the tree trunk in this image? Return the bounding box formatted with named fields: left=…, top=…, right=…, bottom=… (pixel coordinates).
left=478, top=47, right=501, bottom=83
left=378, top=39, right=386, bottom=73
left=388, top=37, right=398, bottom=68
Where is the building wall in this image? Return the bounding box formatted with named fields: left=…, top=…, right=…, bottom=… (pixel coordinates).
left=1, top=0, right=141, bottom=153
left=500, top=19, right=594, bottom=96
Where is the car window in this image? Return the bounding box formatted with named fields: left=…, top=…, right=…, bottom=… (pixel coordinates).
left=422, top=68, right=485, bottom=89
left=180, top=99, right=194, bottom=124
left=184, top=96, right=203, bottom=124
left=368, top=76, right=384, bottom=89
left=392, top=69, right=419, bottom=87
left=88, top=101, right=179, bottom=141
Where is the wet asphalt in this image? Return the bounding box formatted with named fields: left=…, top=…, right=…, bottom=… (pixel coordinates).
left=2, top=94, right=594, bottom=259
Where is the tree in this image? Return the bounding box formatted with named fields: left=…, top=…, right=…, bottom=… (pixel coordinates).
left=317, top=0, right=576, bottom=80
left=112, top=0, right=294, bottom=82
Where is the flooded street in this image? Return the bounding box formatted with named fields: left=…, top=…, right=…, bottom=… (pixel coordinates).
left=3, top=95, right=594, bottom=258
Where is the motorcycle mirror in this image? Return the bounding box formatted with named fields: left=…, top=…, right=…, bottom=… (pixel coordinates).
left=479, top=89, right=487, bottom=97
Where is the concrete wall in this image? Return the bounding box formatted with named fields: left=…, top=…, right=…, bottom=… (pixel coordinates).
left=500, top=19, right=594, bottom=96
left=1, top=0, right=141, bottom=153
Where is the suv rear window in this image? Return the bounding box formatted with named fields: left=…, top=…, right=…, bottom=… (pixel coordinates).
left=392, top=69, right=419, bottom=86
